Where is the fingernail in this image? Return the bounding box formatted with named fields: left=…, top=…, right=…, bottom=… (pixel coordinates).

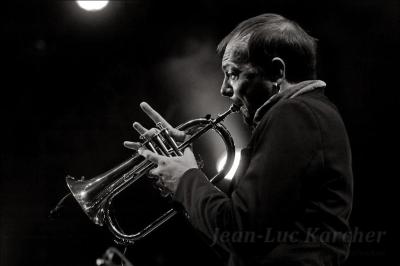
left=138, top=148, right=143, bottom=155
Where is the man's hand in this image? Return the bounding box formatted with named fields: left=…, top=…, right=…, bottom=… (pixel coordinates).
left=123, top=102, right=186, bottom=150
left=138, top=147, right=198, bottom=193
left=124, top=102, right=198, bottom=193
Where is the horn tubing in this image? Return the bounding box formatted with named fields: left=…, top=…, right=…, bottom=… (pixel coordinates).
left=65, top=105, right=238, bottom=244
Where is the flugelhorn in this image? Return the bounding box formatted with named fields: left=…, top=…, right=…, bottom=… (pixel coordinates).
left=66, top=104, right=239, bottom=244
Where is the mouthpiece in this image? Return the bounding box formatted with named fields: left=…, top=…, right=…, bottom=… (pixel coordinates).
left=230, top=104, right=240, bottom=113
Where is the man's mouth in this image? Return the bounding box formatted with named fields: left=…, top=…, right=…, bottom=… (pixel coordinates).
left=231, top=100, right=250, bottom=120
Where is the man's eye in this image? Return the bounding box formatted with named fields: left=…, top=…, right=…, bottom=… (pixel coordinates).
left=227, top=72, right=239, bottom=81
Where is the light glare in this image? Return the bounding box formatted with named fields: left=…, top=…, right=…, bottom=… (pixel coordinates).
left=79, top=191, right=87, bottom=198
left=76, top=1, right=109, bottom=11
left=217, top=150, right=241, bottom=180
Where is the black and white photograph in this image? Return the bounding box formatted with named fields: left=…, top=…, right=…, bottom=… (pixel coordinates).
left=1, top=1, right=398, bottom=266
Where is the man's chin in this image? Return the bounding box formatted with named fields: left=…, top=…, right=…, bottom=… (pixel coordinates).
left=240, top=106, right=255, bottom=126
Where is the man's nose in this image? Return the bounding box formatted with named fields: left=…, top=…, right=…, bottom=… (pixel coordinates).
left=220, top=80, right=234, bottom=97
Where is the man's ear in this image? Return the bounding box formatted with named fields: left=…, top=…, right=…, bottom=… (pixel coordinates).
left=271, top=57, right=286, bottom=83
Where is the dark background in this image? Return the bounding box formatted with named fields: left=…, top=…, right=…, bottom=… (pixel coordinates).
left=1, top=1, right=399, bottom=265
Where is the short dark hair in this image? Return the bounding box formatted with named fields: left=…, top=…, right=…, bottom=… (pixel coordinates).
left=217, top=14, right=317, bottom=82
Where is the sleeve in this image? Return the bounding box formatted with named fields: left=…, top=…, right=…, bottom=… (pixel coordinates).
left=173, top=100, right=321, bottom=251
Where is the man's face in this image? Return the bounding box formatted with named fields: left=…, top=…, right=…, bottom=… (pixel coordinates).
left=220, top=39, right=273, bottom=124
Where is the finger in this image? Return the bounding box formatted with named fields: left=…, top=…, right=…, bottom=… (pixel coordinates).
left=141, top=102, right=186, bottom=141
left=132, top=122, right=148, bottom=135
left=138, top=148, right=164, bottom=164
left=149, top=168, right=161, bottom=177
left=183, top=147, right=198, bottom=164
left=169, top=128, right=186, bottom=142
left=147, top=172, right=158, bottom=179
left=123, top=141, right=141, bottom=150
left=183, top=147, right=193, bottom=156
left=140, top=102, right=173, bottom=129
left=140, top=102, right=186, bottom=141
left=133, top=122, right=160, bottom=140
left=142, top=128, right=159, bottom=140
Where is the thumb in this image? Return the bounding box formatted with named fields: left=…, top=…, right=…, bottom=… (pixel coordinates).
left=183, top=147, right=197, bottom=164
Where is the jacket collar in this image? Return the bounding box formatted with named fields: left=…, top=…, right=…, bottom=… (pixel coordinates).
left=252, top=80, right=326, bottom=126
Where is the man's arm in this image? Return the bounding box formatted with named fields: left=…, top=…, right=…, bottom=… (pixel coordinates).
left=173, top=99, right=321, bottom=251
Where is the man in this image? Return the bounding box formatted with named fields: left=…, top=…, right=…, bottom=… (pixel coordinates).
left=124, top=14, right=353, bottom=266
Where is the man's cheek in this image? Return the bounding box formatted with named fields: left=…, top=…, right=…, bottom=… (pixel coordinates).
left=237, top=81, right=249, bottom=96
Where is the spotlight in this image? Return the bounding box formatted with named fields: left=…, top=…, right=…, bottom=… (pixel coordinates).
left=216, top=150, right=241, bottom=180
left=76, top=1, right=109, bottom=12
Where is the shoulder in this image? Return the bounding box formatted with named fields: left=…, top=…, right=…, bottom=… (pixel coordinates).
left=255, top=95, right=320, bottom=133
left=249, top=96, right=320, bottom=149
left=253, top=91, right=350, bottom=155
left=258, top=90, right=341, bottom=129
left=275, top=90, right=336, bottom=116
left=251, top=90, right=341, bottom=147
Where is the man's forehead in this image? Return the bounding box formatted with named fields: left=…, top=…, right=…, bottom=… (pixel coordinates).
left=222, top=38, right=249, bottom=66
